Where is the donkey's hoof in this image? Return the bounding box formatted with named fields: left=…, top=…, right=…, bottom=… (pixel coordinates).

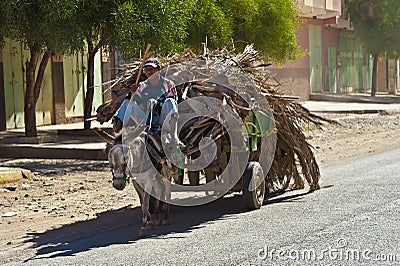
left=139, top=228, right=147, bottom=237
left=146, top=222, right=154, bottom=230
left=161, top=219, right=170, bottom=226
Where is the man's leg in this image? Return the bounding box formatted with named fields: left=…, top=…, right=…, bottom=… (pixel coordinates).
left=113, top=117, right=123, bottom=134
left=114, top=98, right=130, bottom=124
left=112, top=98, right=130, bottom=143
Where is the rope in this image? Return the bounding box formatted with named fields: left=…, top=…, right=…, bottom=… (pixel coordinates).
left=245, top=121, right=260, bottom=136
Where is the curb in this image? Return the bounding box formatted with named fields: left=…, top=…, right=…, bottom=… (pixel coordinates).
left=309, top=93, right=400, bottom=104
left=0, top=145, right=108, bottom=160
left=308, top=108, right=400, bottom=115
left=0, top=167, right=32, bottom=185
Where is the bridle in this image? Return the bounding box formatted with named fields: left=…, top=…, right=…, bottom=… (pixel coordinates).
left=111, top=167, right=130, bottom=184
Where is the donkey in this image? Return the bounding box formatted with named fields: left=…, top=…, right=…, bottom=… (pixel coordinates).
left=101, top=128, right=178, bottom=237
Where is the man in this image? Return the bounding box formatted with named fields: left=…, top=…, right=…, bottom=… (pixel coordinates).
left=113, top=58, right=183, bottom=146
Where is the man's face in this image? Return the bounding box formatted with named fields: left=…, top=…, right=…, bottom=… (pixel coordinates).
left=144, top=66, right=159, bottom=78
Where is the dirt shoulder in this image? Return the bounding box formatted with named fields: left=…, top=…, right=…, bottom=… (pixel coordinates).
left=307, top=113, right=400, bottom=167
left=1, top=113, right=400, bottom=263
left=0, top=159, right=139, bottom=263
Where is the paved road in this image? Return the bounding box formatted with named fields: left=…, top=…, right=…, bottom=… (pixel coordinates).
left=5, top=149, right=400, bottom=265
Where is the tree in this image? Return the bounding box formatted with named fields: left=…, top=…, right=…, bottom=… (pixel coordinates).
left=184, top=0, right=233, bottom=52
left=221, top=0, right=302, bottom=63
left=68, top=0, right=300, bottom=128
left=1, top=0, right=302, bottom=135
left=64, top=0, right=123, bottom=129
left=114, top=0, right=193, bottom=58
left=64, top=0, right=192, bottom=129
left=0, top=1, right=75, bottom=137
left=183, top=0, right=301, bottom=63
left=346, top=0, right=400, bottom=96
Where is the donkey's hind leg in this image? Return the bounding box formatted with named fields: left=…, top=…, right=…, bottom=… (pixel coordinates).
left=153, top=194, right=161, bottom=226
left=153, top=177, right=169, bottom=226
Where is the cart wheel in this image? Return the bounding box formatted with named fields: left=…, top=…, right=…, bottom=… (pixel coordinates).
left=188, top=171, right=200, bottom=186
left=242, top=161, right=265, bottom=210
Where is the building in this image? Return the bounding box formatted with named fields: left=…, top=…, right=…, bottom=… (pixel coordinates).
left=271, top=0, right=398, bottom=100
left=0, top=39, right=110, bottom=130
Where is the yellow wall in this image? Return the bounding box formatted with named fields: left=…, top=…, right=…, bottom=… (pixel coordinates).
left=1, top=38, right=104, bottom=129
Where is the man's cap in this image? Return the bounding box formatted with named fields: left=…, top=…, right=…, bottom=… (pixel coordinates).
left=144, top=58, right=161, bottom=68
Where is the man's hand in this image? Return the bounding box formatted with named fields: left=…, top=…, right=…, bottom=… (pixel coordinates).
left=148, top=98, right=158, bottom=109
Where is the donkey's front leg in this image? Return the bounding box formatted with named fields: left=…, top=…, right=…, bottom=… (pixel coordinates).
left=161, top=178, right=171, bottom=225
left=132, top=179, right=144, bottom=205
left=139, top=192, right=153, bottom=237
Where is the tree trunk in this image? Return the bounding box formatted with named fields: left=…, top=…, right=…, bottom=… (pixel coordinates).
left=24, top=49, right=51, bottom=137
left=24, top=48, right=40, bottom=137
left=84, top=43, right=98, bottom=129
left=371, top=53, right=379, bottom=97
left=34, top=51, right=51, bottom=103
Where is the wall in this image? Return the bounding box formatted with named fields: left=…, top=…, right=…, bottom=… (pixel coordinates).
left=0, top=39, right=104, bottom=130
left=377, top=58, right=388, bottom=93
left=1, top=39, right=54, bottom=129
left=51, top=54, right=66, bottom=124
left=63, top=52, right=103, bottom=120
left=269, top=22, right=310, bottom=100
left=321, top=25, right=339, bottom=92
left=2, top=40, right=28, bottom=129
left=0, top=49, right=5, bottom=130
left=271, top=17, right=340, bottom=100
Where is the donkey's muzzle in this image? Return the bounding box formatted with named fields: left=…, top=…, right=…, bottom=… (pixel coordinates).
left=112, top=178, right=126, bottom=190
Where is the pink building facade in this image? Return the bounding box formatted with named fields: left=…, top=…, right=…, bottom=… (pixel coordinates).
left=271, top=0, right=394, bottom=100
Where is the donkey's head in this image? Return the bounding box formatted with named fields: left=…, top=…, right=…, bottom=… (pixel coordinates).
left=108, top=144, right=128, bottom=190
left=108, top=133, right=151, bottom=190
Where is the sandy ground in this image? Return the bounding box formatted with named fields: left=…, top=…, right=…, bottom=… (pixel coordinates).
left=306, top=113, right=400, bottom=166
left=1, top=112, right=400, bottom=263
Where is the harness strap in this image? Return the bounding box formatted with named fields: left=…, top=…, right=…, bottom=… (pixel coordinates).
left=145, top=140, right=163, bottom=162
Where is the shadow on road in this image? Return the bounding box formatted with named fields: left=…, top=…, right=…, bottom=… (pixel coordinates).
left=23, top=190, right=311, bottom=262
left=1, top=159, right=108, bottom=176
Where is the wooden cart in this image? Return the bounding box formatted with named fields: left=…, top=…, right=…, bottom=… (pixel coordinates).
left=169, top=108, right=273, bottom=210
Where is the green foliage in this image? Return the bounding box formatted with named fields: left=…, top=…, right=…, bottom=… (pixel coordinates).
left=184, top=0, right=233, bottom=52
left=185, top=0, right=301, bottom=63
left=221, top=0, right=301, bottom=63
left=0, top=0, right=82, bottom=54
left=251, top=0, right=301, bottom=63
left=0, top=0, right=302, bottom=65
left=57, top=0, right=122, bottom=55
left=115, top=0, right=192, bottom=58
left=2, top=1, right=51, bottom=52
left=0, top=1, right=10, bottom=46
left=347, top=0, right=400, bottom=58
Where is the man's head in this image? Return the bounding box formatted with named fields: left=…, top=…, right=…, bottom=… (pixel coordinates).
left=143, top=58, right=161, bottom=78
